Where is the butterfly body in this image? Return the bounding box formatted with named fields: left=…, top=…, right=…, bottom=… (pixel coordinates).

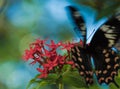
left=67, top=6, right=120, bottom=87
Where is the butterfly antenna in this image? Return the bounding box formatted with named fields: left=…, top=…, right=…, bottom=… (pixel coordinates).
left=87, top=29, right=96, bottom=42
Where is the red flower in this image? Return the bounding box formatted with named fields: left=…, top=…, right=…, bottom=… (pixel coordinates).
left=66, top=61, right=74, bottom=65
left=23, top=48, right=35, bottom=61
left=43, top=48, right=57, bottom=59
left=23, top=39, right=76, bottom=79
left=43, top=60, right=58, bottom=71
left=79, top=39, right=83, bottom=46
left=46, top=40, right=60, bottom=50
left=61, top=42, right=74, bottom=51
left=57, top=55, right=66, bottom=65
left=44, top=55, right=59, bottom=70
left=30, top=60, right=37, bottom=65
left=31, top=39, right=47, bottom=46
left=37, top=68, right=48, bottom=78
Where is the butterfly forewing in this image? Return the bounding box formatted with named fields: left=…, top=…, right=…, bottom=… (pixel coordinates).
left=71, top=45, right=93, bottom=85
left=67, top=6, right=86, bottom=46
left=90, top=14, right=120, bottom=48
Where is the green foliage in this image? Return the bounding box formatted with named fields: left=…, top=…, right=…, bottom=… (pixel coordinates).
left=0, top=82, right=7, bottom=89
left=109, top=73, right=120, bottom=89
left=26, top=65, right=88, bottom=89
left=26, top=74, right=58, bottom=89
left=74, top=0, right=120, bottom=20
left=62, top=71, right=87, bottom=88
left=27, top=69, right=120, bottom=89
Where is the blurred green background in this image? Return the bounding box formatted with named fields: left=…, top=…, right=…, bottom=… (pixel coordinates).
left=0, top=0, right=120, bottom=89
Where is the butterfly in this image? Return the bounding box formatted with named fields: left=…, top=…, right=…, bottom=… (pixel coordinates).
left=67, top=6, right=120, bottom=87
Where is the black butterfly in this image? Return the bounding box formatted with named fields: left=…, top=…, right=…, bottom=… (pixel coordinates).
left=67, top=6, right=120, bottom=87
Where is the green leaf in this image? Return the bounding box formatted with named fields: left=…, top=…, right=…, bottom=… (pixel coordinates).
left=26, top=74, right=58, bottom=89
left=89, top=84, right=101, bottom=89
left=109, top=76, right=120, bottom=89
left=62, top=65, right=72, bottom=73
left=44, top=74, right=58, bottom=80
left=67, top=86, right=87, bottom=89
left=36, top=81, right=53, bottom=89
left=96, top=2, right=120, bottom=20
left=109, top=83, right=119, bottom=89
left=26, top=74, right=40, bottom=89
left=74, top=0, right=120, bottom=20
left=62, top=71, right=87, bottom=88
left=36, top=74, right=58, bottom=89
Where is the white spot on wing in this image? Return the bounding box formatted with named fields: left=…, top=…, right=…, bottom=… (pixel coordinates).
left=104, top=34, right=116, bottom=39
left=116, top=15, right=120, bottom=21
left=100, top=25, right=110, bottom=31
left=108, top=40, right=114, bottom=47
left=75, top=46, right=80, bottom=52
left=111, top=26, right=115, bottom=29
left=106, top=29, right=114, bottom=33
left=74, top=11, right=80, bottom=18
left=82, top=31, right=86, bottom=35
left=78, top=57, right=82, bottom=62
left=80, top=23, right=86, bottom=31
left=72, top=55, right=77, bottom=61
left=77, top=52, right=80, bottom=56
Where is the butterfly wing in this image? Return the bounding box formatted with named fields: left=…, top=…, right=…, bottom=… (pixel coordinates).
left=67, top=5, right=120, bottom=86
left=90, top=14, right=120, bottom=87
left=68, top=6, right=94, bottom=85
left=71, top=45, right=93, bottom=85
left=92, top=48, right=120, bottom=87
left=90, top=14, right=120, bottom=48
left=67, top=6, right=87, bottom=45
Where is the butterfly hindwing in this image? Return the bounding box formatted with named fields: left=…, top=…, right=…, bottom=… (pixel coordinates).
left=92, top=47, right=120, bottom=87
left=71, top=45, right=93, bottom=85
left=67, top=6, right=86, bottom=45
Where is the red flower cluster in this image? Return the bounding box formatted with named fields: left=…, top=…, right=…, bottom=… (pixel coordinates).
left=23, top=39, right=75, bottom=78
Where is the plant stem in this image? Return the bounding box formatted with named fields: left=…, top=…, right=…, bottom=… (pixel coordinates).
left=59, top=82, right=64, bottom=89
